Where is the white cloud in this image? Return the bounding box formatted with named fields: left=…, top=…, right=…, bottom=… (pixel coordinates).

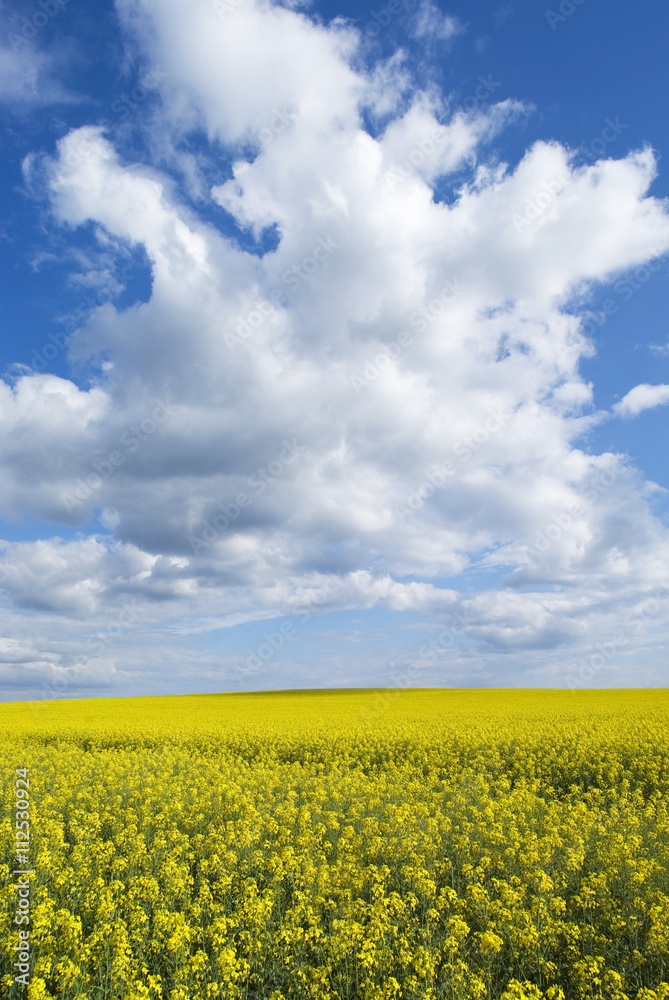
left=363, top=52, right=412, bottom=120
left=0, top=45, right=49, bottom=103
left=115, top=0, right=361, bottom=146
left=613, top=383, right=669, bottom=418
left=410, top=2, right=462, bottom=42
left=0, top=39, right=79, bottom=107
left=377, top=94, right=526, bottom=186
left=2, top=0, right=669, bottom=693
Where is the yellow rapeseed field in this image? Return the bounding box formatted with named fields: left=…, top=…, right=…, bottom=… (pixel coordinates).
left=1, top=688, right=668, bottom=1000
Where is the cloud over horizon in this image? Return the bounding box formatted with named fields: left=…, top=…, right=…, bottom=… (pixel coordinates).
left=2, top=0, right=669, bottom=699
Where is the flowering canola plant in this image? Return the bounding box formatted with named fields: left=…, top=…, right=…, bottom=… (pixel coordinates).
left=1, top=688, right=668, bottom=1000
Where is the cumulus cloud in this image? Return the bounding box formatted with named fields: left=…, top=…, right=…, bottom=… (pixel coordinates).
left=2, top=0, right=669, bottom=695
left=614, top=383, right=669, bottom=418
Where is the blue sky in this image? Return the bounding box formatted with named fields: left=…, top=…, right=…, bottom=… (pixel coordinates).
left=1, top=0, right=668, bottom=700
